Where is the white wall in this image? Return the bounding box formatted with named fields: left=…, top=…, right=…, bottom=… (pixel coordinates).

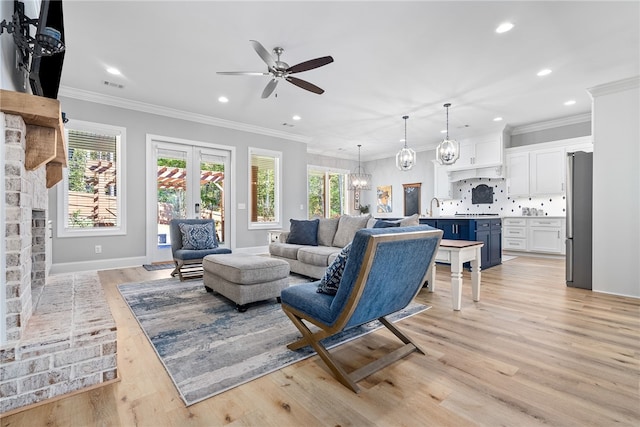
left=50, top=96, right=308, bottom=270
left=589, top=76, right=640, bottom=298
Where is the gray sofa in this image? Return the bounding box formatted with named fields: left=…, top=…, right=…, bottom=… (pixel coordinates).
left=268, top=214, right=419, bottom=279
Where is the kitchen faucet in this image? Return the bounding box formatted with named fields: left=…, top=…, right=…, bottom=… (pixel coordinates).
left=428, top=197, right=440, bottom=217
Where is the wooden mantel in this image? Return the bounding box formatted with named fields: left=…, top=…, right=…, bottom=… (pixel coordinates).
left=0, top=89, right=67, bottom=188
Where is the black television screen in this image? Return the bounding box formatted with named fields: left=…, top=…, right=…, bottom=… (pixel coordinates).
left=29, top=0, right=65, bottom=99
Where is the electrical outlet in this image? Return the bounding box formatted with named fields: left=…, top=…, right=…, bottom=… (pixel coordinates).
left=95, top=245, right=102, bottom=254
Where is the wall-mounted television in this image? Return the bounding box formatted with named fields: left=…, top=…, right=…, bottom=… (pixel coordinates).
left=28, top=0, right=65, bottom=99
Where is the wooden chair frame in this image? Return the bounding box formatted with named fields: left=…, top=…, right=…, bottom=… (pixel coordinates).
left=281, top=229, right=441, bottom=393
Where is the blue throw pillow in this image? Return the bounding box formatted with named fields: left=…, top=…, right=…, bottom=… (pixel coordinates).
left=373, top=220, right=400, bottom=228
left=179, top=222, right=218, bottom=250
left=286, top=219, right=319, bottom=246
left=317, top=243, right=352, bottom=295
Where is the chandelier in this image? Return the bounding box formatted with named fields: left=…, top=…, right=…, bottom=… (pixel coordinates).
left=348, top=144, right=371, bottom=190
left=396, top=115, right=416, bottom=171
left=436, top=103, right=460, bottom=165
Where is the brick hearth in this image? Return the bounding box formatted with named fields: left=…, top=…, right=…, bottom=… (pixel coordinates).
left=0, top=113, right=118, bottom=414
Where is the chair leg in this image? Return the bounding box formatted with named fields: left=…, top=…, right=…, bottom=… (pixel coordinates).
left=379, top=316, right=426, bottom=355
left=283, top=309, right=360, bottom=393
left=170, top=261, right=180, bottom=278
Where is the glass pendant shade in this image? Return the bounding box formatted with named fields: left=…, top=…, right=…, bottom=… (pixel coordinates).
left=396, top=115, right=416, bottom=171
left=437, top=139, right=460, bottom=165
left=349, top=145, right=372, bottom=190
left=437, top=103, right=460, bottom=165
left=396, top=146, right=417, bottom=171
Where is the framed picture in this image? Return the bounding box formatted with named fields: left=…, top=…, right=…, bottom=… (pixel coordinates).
left=403, top=183, right=421, bottom=216
left=376, top=185, right=392, bottom=213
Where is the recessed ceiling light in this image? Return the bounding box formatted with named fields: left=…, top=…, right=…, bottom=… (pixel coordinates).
left=292, top=115, right=301, bottom=121
left=564, top=100, right=576, bottom=106
left=537, top=69, right=552, bottom=77
left=493, top=117, right=503, bottom=122
left=106, top=67, right=121, bottom=76
left=496, top=22, right=514, bottom=33
left=440, top=129, right=447, bottom=134
left=218, top=96, right=229, bottom=103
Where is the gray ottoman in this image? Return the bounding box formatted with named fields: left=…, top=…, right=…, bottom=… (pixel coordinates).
left=203, top=254, right=290, bottom=312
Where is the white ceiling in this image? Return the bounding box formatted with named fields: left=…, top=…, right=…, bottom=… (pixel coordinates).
left=59, top=1, right=640, bottom=161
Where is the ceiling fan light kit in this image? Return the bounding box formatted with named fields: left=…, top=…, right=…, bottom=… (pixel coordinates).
left=396, top=115, right=416, bottom=171
left=217, top=40, right=333, bottom=99
left=437, top=103, right=460, bottom=165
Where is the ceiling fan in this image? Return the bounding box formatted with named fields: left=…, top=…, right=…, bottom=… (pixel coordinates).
left=217, top=40, right=333, bottom=99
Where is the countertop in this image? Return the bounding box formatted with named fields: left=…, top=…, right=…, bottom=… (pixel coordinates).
left=419, top=215, right=566, bottom=220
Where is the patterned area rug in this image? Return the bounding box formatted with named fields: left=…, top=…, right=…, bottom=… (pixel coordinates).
left=117, top=276, right=428, bottom=406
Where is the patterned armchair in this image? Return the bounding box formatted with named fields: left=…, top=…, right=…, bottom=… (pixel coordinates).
left=280, top=225, right=442, bottom=392
left=169, top=219, right=231, bottom=281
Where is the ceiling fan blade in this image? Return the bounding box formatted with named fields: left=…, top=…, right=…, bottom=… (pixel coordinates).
left=285, top=76, right=325, bottom=95
left=216, top=71, right=270, bottom=76
left=261, top=79, right=278, bottom=98
left=286, top=56, right=334, bottom=74
left=250, top=40, right=277, bottom=69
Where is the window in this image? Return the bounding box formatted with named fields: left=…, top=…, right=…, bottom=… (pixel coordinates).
left=307, top=166, right=348, bottom=219
left=248, top=148, right=281, bottom=229
left=57, top=120, right=126, bottom=237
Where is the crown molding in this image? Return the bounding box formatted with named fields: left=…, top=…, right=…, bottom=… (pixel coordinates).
left=587, top=75, right=640, bottom=98
left=57, top=86, right=312, bottom=144
left=510, top=113, right=591, bottom=136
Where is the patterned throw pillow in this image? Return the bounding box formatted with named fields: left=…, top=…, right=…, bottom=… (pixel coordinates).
left=179, top=222, right=218, bottom=250
left=317, top=243, right=352, bottom=295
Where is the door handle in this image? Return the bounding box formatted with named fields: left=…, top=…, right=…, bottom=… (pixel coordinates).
left=195, top=203, right=200, bottom=214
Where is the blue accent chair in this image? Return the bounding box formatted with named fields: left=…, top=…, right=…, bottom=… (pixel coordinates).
left=169, top=219, right=232, bottom=281
left=280, top=225, right=442, bottom=393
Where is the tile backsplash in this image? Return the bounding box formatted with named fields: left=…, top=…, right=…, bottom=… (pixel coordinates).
left=438, top=178, right=566, bottom=217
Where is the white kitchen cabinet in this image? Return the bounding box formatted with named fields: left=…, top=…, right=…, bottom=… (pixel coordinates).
left=444, top=137, right=503, bottom=171
left=503, top=217, right=565, bottom=255
left=529, top=147, right=565, bottom=195
left=506, top=152, right=530, bottom=197
left=433, top=161, right=453, bottom=199
left=528, top=218, right=565, bottom=254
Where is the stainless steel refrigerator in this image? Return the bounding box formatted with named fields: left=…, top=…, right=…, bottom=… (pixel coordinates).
left=566, top=151, right=593, bottom=289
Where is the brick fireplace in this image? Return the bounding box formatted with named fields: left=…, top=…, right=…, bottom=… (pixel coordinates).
left=1, top=112, right=118, bottom=414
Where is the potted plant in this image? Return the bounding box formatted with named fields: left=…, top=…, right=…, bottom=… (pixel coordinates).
left=359, top=204, right=370, bottom=215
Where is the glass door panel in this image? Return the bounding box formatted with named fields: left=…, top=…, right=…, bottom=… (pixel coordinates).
left=156, top=148, right=188, bottom=251
left=199, top=151, right=226, bottom=244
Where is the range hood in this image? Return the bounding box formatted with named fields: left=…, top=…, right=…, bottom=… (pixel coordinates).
left=446, top=165, right=504, bottom=182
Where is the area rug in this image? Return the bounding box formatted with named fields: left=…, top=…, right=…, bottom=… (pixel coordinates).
left=142, top=263, right=175, bottom=271
left=117, top=277, right=428, bottom=406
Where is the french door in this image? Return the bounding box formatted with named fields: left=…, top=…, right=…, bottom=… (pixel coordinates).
left=147, top=137, right=232, bottom=263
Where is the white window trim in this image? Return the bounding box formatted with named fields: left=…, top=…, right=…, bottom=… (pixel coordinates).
left=248, top=147, right=282, bottom=230
left=57, top=120, right=127, bottom=238
left=307, top=165, right=349, bottom=218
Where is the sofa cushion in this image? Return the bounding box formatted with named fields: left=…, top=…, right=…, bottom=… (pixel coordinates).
left=317, top=243, right=352, bottom=295
left=269, top=242, right=304, bottom=260
left=332, top=214, right=370, bottom=247
left=297, top=246, right=342, bottom=267
left=317, top=217, right=340, bottom=246
left=373, top=220, right=401, bottom=228
left=179, top=222, right=218, bottom=250
left=287, top=219, right=319, bottom=246
left=399, top=213, right=420, bottom=226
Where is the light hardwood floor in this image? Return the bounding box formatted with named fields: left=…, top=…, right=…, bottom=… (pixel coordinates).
left=2, top=256, right=639, bottom=427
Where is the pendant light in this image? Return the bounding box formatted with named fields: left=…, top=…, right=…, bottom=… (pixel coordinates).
left=436, top=103, right=460, bottom=165
left=396, top=115, right=417, bottom=171
left=348, top=144, right=372, bottom=190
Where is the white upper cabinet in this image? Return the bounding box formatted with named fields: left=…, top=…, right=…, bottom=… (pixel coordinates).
left=529, top=147, right=566, bottom=195
left=506, top=152, right=529, bottom=197
left=442, top=135, right=504, bottom=172
left=504, top=136, right=592, bottom=197
left=433, top=161, right=453, bottom=199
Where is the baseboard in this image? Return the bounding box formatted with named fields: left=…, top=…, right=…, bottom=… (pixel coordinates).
left=49, top=256, right=147, bottom=274
left=502, top=251, right=565, bottom=260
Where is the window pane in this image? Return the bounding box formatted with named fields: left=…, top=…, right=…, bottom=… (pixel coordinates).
left=66, top=130, right=118, bottom=229
left=308, top=170, right=325, bottom=219
left=328, top=172, right=345, bottom=218
left=250, top=152, right=278, bottom=224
